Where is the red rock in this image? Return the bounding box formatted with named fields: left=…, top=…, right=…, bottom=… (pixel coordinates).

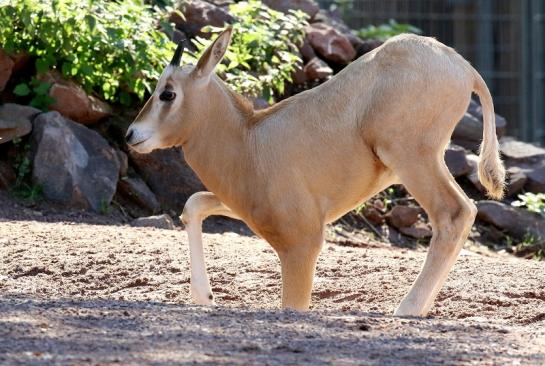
left=363, top=206, right=384, bottom=225
left=303, top=57, right=333, bottom=81
left=386, top=205, right=420, bottom=229
left=306, top=23, right=356, bottom=64
left=10, top=52, right=31, bottom=73
left=170, top=0, right=233, bottom=38
left=299, top=38, right=316, bottom=63
left=0, top=49, right=14, bottom=92
left=399, top=223, right=432, bottom=239
left=292, top=65, right=308, bottom=85
left=39, top=71, right=111, bottom=125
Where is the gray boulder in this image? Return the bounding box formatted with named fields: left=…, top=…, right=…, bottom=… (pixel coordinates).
left=0, top=161, right=16, bottom=189
left=505, top=166, right=527, bottom=197
left=452, top=99, right=507, bottom=151
left=117, top=176, right=161, bottom=215
left=444, top=144, right=471, bottom=177
left=477, top=200, right=545, bottom=242
left=31, top=112, right=120, bottom=212
left=129, top=147, right=205, bottom=212
left=500, top=138, right=545, bottom=165
left=0, top=103, right=39, bottom=144
left=131, top=214, right=175, bottom=230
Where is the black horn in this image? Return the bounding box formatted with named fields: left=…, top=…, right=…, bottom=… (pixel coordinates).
left=170, top=40, right=185, bottom=66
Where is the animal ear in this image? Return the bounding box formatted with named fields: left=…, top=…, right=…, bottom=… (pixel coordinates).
left=195, top=26, right=233, bottom=78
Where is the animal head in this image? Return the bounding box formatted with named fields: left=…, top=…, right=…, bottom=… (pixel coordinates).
left=125, top=27, right=233, bottom=153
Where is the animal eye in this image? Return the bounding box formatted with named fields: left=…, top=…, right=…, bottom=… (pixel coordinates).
left=159, top=90, right=176, bottom=102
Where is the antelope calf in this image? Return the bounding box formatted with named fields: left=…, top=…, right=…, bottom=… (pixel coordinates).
left=126, top=27, right=504, bottom=316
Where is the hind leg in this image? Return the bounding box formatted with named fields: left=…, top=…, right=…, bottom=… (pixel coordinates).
left=380, top=149, right=477, bottom=316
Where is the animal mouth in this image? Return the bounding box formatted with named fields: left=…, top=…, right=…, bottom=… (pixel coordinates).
left=128, top=138, right=148, bottom=148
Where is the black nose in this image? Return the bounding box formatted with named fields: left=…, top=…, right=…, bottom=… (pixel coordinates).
left=125, top=129, right=134, bottom=144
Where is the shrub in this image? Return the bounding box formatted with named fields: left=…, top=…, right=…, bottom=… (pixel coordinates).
left=511, top=192, right=545, bottom=216
left=0, top=0, right=175, bottom=106
left=191, top=0, right=308, bottom=102
left=357, top=19, right=421, bottom=41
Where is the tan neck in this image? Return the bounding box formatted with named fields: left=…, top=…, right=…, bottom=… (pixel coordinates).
left=181, top=77, right=254, bottom=206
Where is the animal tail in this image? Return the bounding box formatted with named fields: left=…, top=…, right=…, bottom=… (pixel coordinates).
left=471, top=68, right=505, bottom=199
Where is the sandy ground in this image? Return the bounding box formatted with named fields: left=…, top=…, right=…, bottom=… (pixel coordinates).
left=1, top=197, right=545, bottom=365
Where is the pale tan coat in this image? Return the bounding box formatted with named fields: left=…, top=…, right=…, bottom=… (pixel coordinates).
left=126, top=28, right=504, bottom=316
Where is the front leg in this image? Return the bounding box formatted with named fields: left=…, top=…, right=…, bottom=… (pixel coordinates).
left=181, top=191, right=240, bottom=305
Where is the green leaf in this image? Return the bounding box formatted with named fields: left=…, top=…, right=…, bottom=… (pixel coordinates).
left=13, top=83, right=31, bottom=96
left=35, top=58, right=51, bottom=74
left=33, top=81, right=51, bottom=96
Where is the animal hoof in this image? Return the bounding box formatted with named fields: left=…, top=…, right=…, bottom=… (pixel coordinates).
left=191, top=285, right=215, bottom=306
left=393, top=305, right=426, bottom=317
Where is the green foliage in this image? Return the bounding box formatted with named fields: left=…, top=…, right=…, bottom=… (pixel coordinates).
left=13, top=77, right=54, bottom=111
left=0, top=0, right=175, bottom=106
left=357, top=19, right=422, bottom=41
left=192, top=0, right=308, bottom=101
left=99, top=200, right=112, bottom=215
left=10, top=139, right=43, bottom=202
left=511, top=192, right=545, bottom=216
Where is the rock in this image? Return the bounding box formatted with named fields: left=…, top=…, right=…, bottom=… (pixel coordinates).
left=466, top=153, right=485, bottom=193
left=38, top=71, right=112, bottom=125
left=399, top=223, right=432, bottom=239
left=299, top=38, right=316, bottom=63
left=452, top=100, right=507, bottom=151
left=263, top=0, right=320, bottom=19
left=525, top=166, right=545, bottom=193
left=304, top=57, right=333, bottom=81
left=306, top=23, right=356, bottom=65
left=0, top=103, right=39, bottom=144
left=292, top=65, right=308, bottom=85
left=362, top=206, right=384, bottom=225
left=170, top=0, right=233, bottom=38
left=354, top=39, right=383, bottom=58
left=445, top=144, right=471, bottom=177
left=466, top=99, right=507, bottom=138
left=172, top=29, right=189, bottom=45
left=477, top=200, right=545, bottom=241
left=31, top=112, right=120, bottom=211
left=131, top=214, right=175, bottom=230
left=311, top=9, right=352, bottom=34
left=0, top=49, right=14, bottom=92
left=206, top=0, right=234, bottom=7
left=117, top=176, right=161, bottom=214
left=505, top=166, right=526, bottom=197
left=386, top=205, right=420, bottom=229
left=10, top=52, right=30, bottom=73
left=0, top=161, right=16, bottom=189
left=251, top=97, right=269, bottom=110
left=129, top=147, right=205, bottom=212
left=500, top=139, right=545, bottom=164
left=452, top=113, right=483, bottom=151
left=115, top=150, right=129, bottom=177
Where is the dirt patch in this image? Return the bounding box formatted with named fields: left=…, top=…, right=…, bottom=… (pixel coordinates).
left=1, top=204, right=544, bottom=364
